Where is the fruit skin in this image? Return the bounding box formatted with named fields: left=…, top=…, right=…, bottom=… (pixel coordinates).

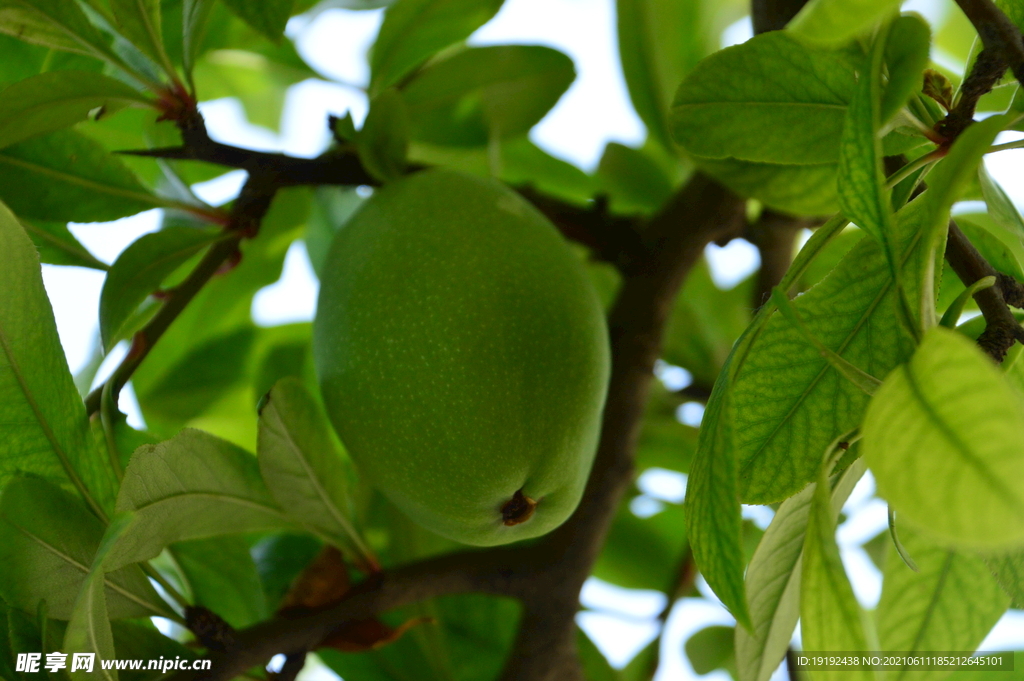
left=313, top=169, right=610, bottom=546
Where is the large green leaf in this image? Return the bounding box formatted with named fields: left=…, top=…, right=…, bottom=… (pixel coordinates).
left=109, top=0, right=166, bottom=69
left=729, top=200, right=933, bottom=504
left=787, top=0, right=902, bottom=47
left=984, top=550, right=1024, bottom=608
left=685, top=216, right=852, bottom=627
left=358, top=88, right=409, bottom=183
left=169, top=536, right=267, bottom=629
left=0, top=476, right=170, bottom=620
left=880, top=16, right=931, bottom=123
left=106, top=428, right=293, bottom=570
left=616, top=0, right=709, bottom=149
left=99, top=226, right=221, bottom=349
left=62, top=513, right=135, bottom=681
left=257, top=377, right=375, bottom=564
left=671, top=31, right=856, bottom=164
left=736, top=460, right=864, bottom=681
left=21, top=219, right=108, bottom=270
left=876, top=528, right=1008, bottom=680
left=0, top=0, right=120, bottom=63
left=401, top=45, right=574, bottom=147
left=800, top=465, right=873, bottom=677
left=0, top=200, right=116, bottom=512
left=369, top=0, right=504, bottom=94
left=182, top=0, right=217, bottom=75
left=0, top=129, right=163, bottom=222
left=699, top=158, right=838, bottom=216
left=219, top=0, right=292, bottom=42
left=591, top=499, right=686, bottom=591
left=863, top=327, right=1024, bottom=548
left=596, top=142, right=676, bottom=216
left=838, top=23, right=893, bottom=248
left=0, top=71, right=149, bottom=150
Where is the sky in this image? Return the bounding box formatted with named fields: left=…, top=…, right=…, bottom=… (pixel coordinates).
left=36, top=0, right=1024, bottom=679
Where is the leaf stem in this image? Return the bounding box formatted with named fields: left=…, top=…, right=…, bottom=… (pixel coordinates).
left=99, top=381, right=124, bottom=482
left=141, top=563, right=190, bottom=619
left=885, top=148, right=943, bottom=189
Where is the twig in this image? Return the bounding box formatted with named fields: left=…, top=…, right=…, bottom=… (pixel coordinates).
left=84, top=174, right=278, bottom=416
left=945, top=220, right=1024, bottom=360
left=941, top=0, right=1024, bottom=139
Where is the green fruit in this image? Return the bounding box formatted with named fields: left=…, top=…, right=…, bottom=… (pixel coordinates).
left=313, top=169, right=610, bottom=546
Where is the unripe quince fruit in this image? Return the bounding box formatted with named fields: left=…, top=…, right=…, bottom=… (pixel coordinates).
left=313, top=169, right=610, bottom=546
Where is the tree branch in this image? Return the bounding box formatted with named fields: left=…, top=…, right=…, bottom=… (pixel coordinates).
left=84, top=173, right=278, bottom=415
left=945, top=220, right=1024, bottom=360
left=940, top=0, right=1024, bottom=139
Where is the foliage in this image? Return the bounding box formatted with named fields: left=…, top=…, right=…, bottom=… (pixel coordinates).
left=0, top=0, right=1022, bottom=680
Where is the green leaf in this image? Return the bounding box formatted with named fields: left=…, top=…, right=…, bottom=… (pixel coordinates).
left=838, top=25, right=893, bottom=248
left=140, top=326, right=257, bottom=424
left=979, top=163, right=1024, bottom=243
left=736, top=460, right=865, bottom=681
left=787, top=0, right=902, bottom=48
left=191, top=48, right=317, bottom=132
left=596, top=142, right=676, bottom=215
left=99, top=226, right=221, bottom=349
left=578, top=627, right=621, bottom=681
left=257, top=377, right=376, bottom=566
left=63, top=513, right=136, bottom=681
left=671, top=32, right=856, bottom=164
left=698, top=158, right=839, bottom=216
left=957, top=216, right=1024, bottom=283
left=358, top=88, right=409, bottom=183
left=616, top=0, right=709, bottom=149
left=687, top=625, right=736, bottom=676
left=401, top=45, right=574, bottom=147
left=728, top=200, right=931, bottom=504
left=0, top=129, right=164, bottom=222
left=219, top=0, right=292, bottom=42
left=876, top=528, right=1008, bottom=680
left=0, top=476, right=170, bottom=620
left=864, top=327, right=1024, bottom=548
left=20, top=219, right=108, bottom=270
left=685, top=215, right=852, bottom=627
left=984, top=550, right=1024, bottom=608
left=800, top=466, right=873, bottom=675
left=0, top=0, right=120, bottom=63
left=169, top=536, right=267, bottom=629
left=182, top=0, right=217, bottom=76
left=881, top=16, right=932, bottom=124
left=0, top=71, right=149, bottom=150
left=109, top=0, right=167, bottom=70
left=0, top=200, right=117, bottom=512
left=106, top=428, right=293, bottom=571
left=591, top=500, right=686, bottom=591
left=369, top=0, right=504, bottom=94
left=251, top=532, right=323, bottom=608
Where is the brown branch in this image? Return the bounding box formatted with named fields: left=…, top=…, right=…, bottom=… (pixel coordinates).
left=945, top=220, right=1024, bottom=360
left=124, top=115, right=643, bottom=272
left=747, top=210, right=818, bottom=309
left=752, top=0, right=811, bottom=33
left=940, top=0, right=1024, bottom=138
left=498, top=174, right=745, bottom=681
left=84, top=174, right=278, bottom=416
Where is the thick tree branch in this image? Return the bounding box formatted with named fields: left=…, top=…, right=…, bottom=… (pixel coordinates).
left=498, top=174, right=745, bottom=681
